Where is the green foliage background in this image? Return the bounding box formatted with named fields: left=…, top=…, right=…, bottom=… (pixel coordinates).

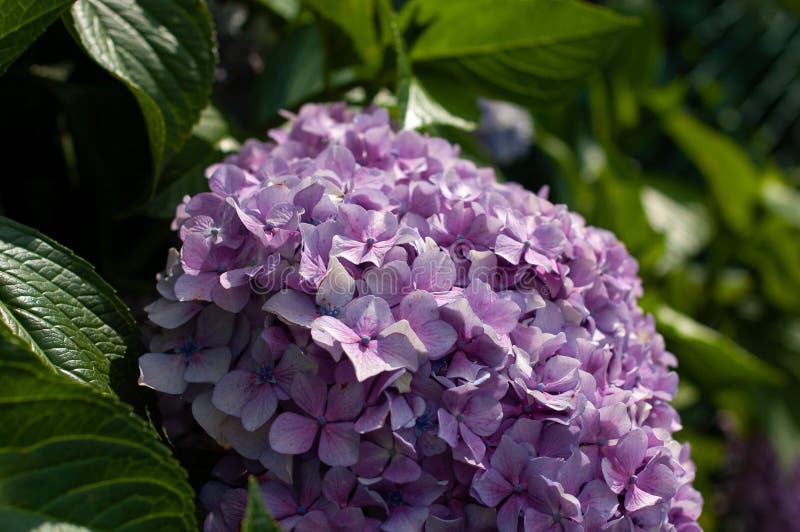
left=1, top=0, right=800, bottom=530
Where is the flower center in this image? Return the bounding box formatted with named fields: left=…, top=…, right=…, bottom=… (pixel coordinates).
left=514, top=483, right=524, bottom=494
left=297, top=505, right=307, bottom=515
left=319, top=304, right=340, bottom=317
left=597, top=437, right=607, bottom=447
left=455, top=414, right=465, bottom=423
left=365, top=237, right=376, bottom=246
left=176, top=338, right=201, bottom=362
left=387, top=490, right=404, bottom=507
left=536, top=382, right=546, bottom=392
left=255, top=364, right=276, bottom=385
left=216, top=265, right=226, bottom=273
left=523, top=240, right=532, bottom=249
left=265, top=221, right=276, bottom=231
left=629, top=474, right=638, bottom=485
left=552, top=512, right=562, bottom=522
left=359, top=335, right=371, bottom=346
left=317, top=416, right=327, bottom=426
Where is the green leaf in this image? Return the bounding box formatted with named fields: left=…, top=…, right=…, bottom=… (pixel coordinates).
left=640, top=180, right=713, bottom=273
left=404, top=76, right=476, bottom=131
left=144, top=105, right=240, bottom=219
left=0, top=333, right=196, bottom=531
left=761, top=169, right=800, bottom=230
left=655, top=108, right=760, bottom=233
left=643, top=297, right=785, bottom=388
left=0, top=216, right=139, bottom=396
left=67, top=0, right=216, bottom=185
left=303, top=0, right=381, bottom=69
left=242, top=476, right=281, bottom=532
left=0, top=0, right=75, bottom=75
left=254, top=24, right=325, bottom=127
left=408, top=0, right=638, bottom=105
left=256, top=0, right=300, bottom=20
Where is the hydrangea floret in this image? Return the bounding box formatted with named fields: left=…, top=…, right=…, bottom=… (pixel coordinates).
left=141, top=102, right=702, bottom=531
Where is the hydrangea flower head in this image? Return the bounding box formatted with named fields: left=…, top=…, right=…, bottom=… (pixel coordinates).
left=141, top=102, right=702, bottom=531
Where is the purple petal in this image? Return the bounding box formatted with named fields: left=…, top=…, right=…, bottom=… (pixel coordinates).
left=383, top=453, right=422, bottom=484
left=195, top=305, right=235, bottom=346
left=264, top=290, right=320, bottom=328
left=384, top=505, right=429, bottom=532
left=316, top=257, right=355, bottom=311
left=211, top=369, right=253, bottom=416
left=312, top=316, right=360, bottom=345
left=437, top=409, right=458, bottom=447
left=241, top=385, right=278, bottom=431
left=174, top=272, right=217, bottom=302
left=354, top=400, right=390, bottom=434
left=269, top=412, right=318, bottom=455
left=613, top=428, right=648, bottom=477
left=322, top=466, right=357, bottom=506
left=494, top=234, right=524, bottom=265
left=138, top=353, right=187, bottom=394
left=624, top=484, right=662, bottom=512
left=211, top=283, right=251, bottom=313
left=291, top=374, right=327, bottom=418
left=145, top=298, right=203, bottom=328
left=185, top=347, right=231, bottom=383
left=319, top=422, right=360, bottom=466
left=261, top=480, right=299, bottom=520
left=472, top=468, right=513, bottom=507
left=415, top=320, right=457, bottom=360
left=325, top=381, right=364, bottom=422
left=191, top=391, right=226, bottom=443
left=345, top=296, right=395, bottom=337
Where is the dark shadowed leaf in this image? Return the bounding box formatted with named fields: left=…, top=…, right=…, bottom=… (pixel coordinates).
left=0, top=333, right=195, bottom=531
left=655, top=107, right=759, bottom=233
left=254, top=24, right=325, bottom=127
left=642, top=296, right=784, bottom=388
left=0, top=216, right=139, bottom=396
left=144, top=105, right=239, bottom=219
left=302, top=0, right=381, bottom=69
left=0, top=0, right=75, bottom=74
left=67, top=0, right=216, bottom=185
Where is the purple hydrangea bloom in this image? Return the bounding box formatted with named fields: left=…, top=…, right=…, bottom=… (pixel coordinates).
left=142, top=102, right=701, bottom=531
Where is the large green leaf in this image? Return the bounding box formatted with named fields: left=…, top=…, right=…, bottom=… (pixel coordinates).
left=0, top=0, right=75, bottom=74
left=643, top=297, right=785, bottom=388
left=408, top=0, right=638, bottom=105
left=655, top=108, right=760, bottom=233
left=67, top=0, right=216, bottom=184
left=0, top=333, right=195, bottom=531
left=302, top=0, right=381, bottom=69
left=242, top=476, right=281, bottom=532
left=0, top=216, right=139, bottom=395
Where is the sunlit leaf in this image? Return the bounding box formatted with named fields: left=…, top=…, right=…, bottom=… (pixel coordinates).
left=0, top=216, right=139, bottom=396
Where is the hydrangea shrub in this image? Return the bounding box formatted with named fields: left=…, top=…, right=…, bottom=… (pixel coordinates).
left=140, top=103, right=702, bottom=531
